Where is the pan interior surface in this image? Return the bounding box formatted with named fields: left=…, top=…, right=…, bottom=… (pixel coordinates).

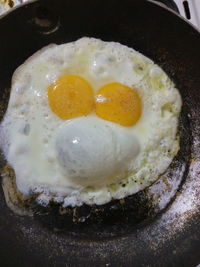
left=0, top=0, right=200, bottom=266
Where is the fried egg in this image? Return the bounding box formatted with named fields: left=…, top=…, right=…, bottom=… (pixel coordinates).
left=0, top=38, right=182, bottom=207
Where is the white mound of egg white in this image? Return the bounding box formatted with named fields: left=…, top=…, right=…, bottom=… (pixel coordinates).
left=0, top=38, right=182, bottom=207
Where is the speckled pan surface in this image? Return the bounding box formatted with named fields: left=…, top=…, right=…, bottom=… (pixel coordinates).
left=0, top=0, right=199, bottom=266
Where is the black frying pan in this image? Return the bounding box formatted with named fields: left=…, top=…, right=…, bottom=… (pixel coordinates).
left=0, top=0, right=200, bottom=266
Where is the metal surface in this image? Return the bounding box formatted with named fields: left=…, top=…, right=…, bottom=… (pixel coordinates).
left=174, top=0, right=200, bottom=29
left=0, top=0, right=200, bottom=266
left=153, top=0, right=179, bottom=13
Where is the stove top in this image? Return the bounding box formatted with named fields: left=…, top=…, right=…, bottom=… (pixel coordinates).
left=154, top=0, right=200, bottom=30
left=175, top=0, right=200, bottom=30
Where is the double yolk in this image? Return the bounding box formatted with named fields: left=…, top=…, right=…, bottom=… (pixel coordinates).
left=48, top=75, right=142, bottom=127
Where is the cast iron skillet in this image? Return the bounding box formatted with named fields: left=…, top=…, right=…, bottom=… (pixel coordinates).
left=0, top=0, right=200, bottom=266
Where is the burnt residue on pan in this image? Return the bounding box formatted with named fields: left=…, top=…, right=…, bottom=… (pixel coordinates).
left=0, top=0, right=200, bottom=266
left=1, top=0, right=14, bottom=8
left=0, top=83, right=191, bottom=238
left=0, top=2, right=192, bottom=239
left=30, top=102, right=191, bottom=238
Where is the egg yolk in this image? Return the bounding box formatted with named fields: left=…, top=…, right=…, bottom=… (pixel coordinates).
left=48, top=75, right=94, bottom=120
left=95, top=82, right=142, bottom=126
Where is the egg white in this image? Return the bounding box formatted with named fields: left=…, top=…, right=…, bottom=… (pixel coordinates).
left=0, top=38, right=182, bottom=207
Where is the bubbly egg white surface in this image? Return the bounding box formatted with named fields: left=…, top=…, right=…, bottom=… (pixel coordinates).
left=0, top=38, right=182, bottom=207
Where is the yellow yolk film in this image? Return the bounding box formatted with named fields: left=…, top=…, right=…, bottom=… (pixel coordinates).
left=95, top=82, right=142, bottom=126
left=48, top=75, right=94, bottom=120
